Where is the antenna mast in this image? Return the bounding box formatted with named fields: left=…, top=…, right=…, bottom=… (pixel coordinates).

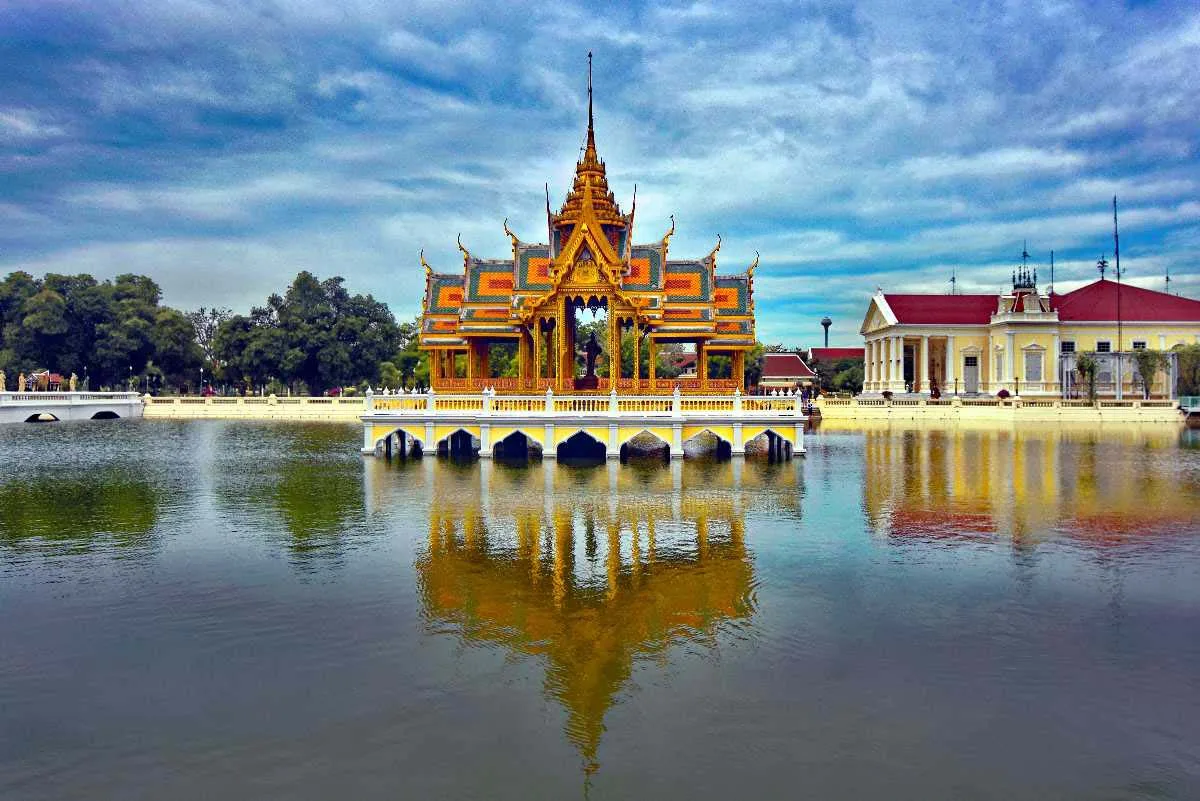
left=1049, top=250, right=1055, bottom=294
left=950, top=267, right=957, bottom=295
left=1114, top=196, right=1122, bottom=355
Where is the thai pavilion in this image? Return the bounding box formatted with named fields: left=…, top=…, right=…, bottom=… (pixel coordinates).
left=418, top=71, right=757, bottom=395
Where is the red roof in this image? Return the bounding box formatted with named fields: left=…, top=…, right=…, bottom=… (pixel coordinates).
left=884, top=294, right=997, bottom=324
left=808, top=347, right=864, bottom=362
left=761, top=352, right=815, bottom=378
left=1052, top=280, right=1200, bottom=322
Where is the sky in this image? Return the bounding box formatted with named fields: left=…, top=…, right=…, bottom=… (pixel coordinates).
left=2, top=0, right=1198, bottom=347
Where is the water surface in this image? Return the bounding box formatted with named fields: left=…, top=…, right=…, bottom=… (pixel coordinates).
left=1, top=420, right=1199, bottom=799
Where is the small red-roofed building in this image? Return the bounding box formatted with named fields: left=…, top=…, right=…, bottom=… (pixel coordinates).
left=757, top=352, right=816, bottom=393
left=860, top=262, right=1200, bottom=398
left=807, top=347, right=865, bottom=363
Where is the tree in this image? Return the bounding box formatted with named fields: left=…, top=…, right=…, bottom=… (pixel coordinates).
left=186, top=307, right=231, bottom=374
left=214, top=272, right=401, bottom=393
left=1131, top=349, right=1168, bottom=399
left=1075, top=352, right=1099, bottom=402
left=1176, top=344, right=1200, bottom=396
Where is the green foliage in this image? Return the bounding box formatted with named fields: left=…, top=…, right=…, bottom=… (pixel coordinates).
left=1131, top=349, right=1168, bottom=398
left=1075, top=352, right=1099, bottom=402
left=0, top=271, right=199, bottom=390
left=1176, top=344, right=1200, bottom=396
left=811, top=355, right=864, bottom=394
left=214, top=271, right=401, bottom=393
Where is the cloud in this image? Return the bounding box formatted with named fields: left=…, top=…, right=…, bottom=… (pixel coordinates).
left=0, top=0, right=1197, bottom=350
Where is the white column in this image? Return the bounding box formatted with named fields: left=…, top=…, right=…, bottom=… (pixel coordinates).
left=868, top=338, right=878, bottom=388
left=1051, top=333, right=1060, bottom=393
left=893, top=336, right=900, bottom=387
left=946, top=335, right=956, bottom=390
left=920, top=335, right=930, bottom=393
left=1006, top=332, right=1015, bottom=391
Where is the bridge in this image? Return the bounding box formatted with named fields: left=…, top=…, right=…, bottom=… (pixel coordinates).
left=0, top=392, right=144, bottom=424
left=361, top=388, right=808, bottom=460
left=1183, top=396, right=1200, bottom=425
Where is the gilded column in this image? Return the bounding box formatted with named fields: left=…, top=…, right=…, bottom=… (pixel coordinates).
left=648, top=338, right=658, bottom=387
left=733, top=350, right=745, bottom=392
left=698, top=341, right=709, bottom=389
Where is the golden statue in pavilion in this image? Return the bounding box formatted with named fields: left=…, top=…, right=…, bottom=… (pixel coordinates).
left=418, top=59, right=757, bottom=394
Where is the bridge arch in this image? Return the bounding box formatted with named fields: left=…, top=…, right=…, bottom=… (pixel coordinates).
left=24, top=412, right=60, bottom=423
left=556, top=430, right=606, bottom=462
left=492, top=429, right=544, bottom=461
left=437, top=427, right=480, bottom=459
left=683, top=428, right=732, bottom=460
left=379, top=426, right=425, bottom=459
left=744, top=427, right=795, bottom=461
left=91, top=410, right=120, bottom=420
left=619, top=429, right=670, bottom=462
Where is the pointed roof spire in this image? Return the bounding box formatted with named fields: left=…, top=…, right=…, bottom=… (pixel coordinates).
left=555, top=52, right=623, bottom=227
left=587, top=51, right=594, bottom=153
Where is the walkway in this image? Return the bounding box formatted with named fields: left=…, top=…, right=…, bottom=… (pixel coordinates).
left=0, top=392, right=143, bottom=423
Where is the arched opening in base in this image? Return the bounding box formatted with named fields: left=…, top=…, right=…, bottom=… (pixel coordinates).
left=619, top=431, right=670, bottom=464
left=382, top=430, right=423, bottom=460
left=437, top=429, right=479, bottom=460
left=91, top=411, right=120, bottom=420
left=493, top=431, right=543, bottom=462
left=746, top=430, right=793, bottom=462
left=24, top=413, right=60, bottom=423
left=683, top=430, right=732, bottom=461
left=556, top=431, right=606, bottom=464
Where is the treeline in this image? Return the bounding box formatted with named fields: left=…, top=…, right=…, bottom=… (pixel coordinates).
left=0, top=272, right=200, bottom=389
left=0, top=270, right=418, bottom=394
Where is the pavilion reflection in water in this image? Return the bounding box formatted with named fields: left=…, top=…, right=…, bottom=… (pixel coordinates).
left=406, top=459, right=800, bottom=773
left=856, top=424, right=1200, bottom=544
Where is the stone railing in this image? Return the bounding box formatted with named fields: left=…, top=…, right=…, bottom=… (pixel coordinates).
left=367, top=387, right=808, bottom=418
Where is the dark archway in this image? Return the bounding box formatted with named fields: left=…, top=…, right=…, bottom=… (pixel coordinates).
left=437, top=429, right=479, bottom=460
left=382, top=429, right=423, bottom=460
left=556, top=431, right=606, bottom=463
left=24, top=413, right=59, bottom=423
left=493, top=431, right=542, bottom=462
left=91, top=411, right=120, bottom=419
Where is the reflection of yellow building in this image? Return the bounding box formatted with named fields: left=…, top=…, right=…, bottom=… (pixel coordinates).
left=860, top=425, right=1200, bottom=543
left=412, top=459, right=796, bottom=772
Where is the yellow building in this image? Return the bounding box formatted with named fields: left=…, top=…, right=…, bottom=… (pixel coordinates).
left=418, top=66, right=757, bottom=395
left=860, top=266, right=1200, bottom=398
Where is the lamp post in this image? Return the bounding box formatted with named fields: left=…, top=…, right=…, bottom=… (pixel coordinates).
left=200, top=366, right=204, bottom=396
left=83, top=365, right=88, bottom=391
left=128, top=365, right=132, bottom=392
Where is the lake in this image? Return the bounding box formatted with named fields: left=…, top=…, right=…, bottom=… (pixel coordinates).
left=2, top=420, right=1199, bottom=799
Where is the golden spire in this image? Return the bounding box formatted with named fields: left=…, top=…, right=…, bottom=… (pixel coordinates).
left=556, top=52, right=623, bottom=227
left=420, top=249, right=433, bottom=276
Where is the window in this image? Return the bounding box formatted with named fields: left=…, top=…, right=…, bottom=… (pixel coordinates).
left=1060, top=341, right=1075, bottom=353
left=1096, top=341, right=1111, bottom=353
left=1132, top=340, right=1147, bottom=350
left=1024, top=351, right=1043, bottom=383
left=964, top=356, right=978, bottom=367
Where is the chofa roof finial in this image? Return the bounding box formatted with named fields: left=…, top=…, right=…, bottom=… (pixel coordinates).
left=747, top=250, right=759, bottom=278
left=661, top=214, right=675, bottom=249
left=457, top=233, right=471, bottom=267
left=502, top=218, right=519, bottom=249
left=707, top=233, right=722, bottom=264
left=419, top=249, right=432, bottom=276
